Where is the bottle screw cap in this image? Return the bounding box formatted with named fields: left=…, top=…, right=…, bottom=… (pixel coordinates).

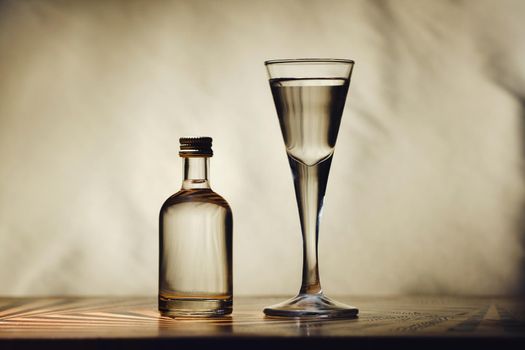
left=179, top=137, right=213, bottom=157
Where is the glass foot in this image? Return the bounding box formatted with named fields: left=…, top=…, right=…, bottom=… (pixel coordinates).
left=263, top=293, right=358, bottom=318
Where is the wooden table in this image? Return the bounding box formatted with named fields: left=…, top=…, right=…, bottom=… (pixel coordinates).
left=0, top=296, right=524, bottom=349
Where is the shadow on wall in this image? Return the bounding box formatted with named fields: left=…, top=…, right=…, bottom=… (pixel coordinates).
left=518, top=96, right=525, bottom=296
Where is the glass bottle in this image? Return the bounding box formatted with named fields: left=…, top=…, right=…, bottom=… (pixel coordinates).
left=159, top=137, right=233, bottom=317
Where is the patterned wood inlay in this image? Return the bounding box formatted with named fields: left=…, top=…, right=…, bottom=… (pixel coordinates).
left=0, top=296, right=524, bottom=348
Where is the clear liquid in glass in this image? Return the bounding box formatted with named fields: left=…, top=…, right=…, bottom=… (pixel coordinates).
left=270, top=77, right=349, bottom=166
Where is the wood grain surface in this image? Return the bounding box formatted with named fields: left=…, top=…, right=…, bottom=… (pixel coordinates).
left=0, top=296, right=524, bottom=349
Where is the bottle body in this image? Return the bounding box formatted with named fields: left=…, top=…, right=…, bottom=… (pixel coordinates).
left=159, top=188, right=232, bottom=317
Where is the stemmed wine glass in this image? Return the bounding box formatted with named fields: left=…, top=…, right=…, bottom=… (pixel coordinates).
left=264, top=59, right=357, bottom=318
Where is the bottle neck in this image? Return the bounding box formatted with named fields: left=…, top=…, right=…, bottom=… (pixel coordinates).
left=182, top=156, right=210, bottom=190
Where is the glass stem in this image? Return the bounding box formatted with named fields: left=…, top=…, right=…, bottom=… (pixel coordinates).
left=288, top=155, right=333, bottom=295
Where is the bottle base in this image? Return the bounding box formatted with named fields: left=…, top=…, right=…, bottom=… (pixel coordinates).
left=159, top=296, right=232, bottom=318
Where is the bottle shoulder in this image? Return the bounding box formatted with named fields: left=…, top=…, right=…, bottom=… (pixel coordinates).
left=161, top=189, right=231, bottom=211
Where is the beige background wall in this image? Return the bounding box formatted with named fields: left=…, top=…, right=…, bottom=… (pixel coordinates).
left=0, top=0, right=524, bottom=296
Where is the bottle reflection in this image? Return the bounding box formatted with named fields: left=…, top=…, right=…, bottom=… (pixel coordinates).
left=157, top=315, right=234, bottom=337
